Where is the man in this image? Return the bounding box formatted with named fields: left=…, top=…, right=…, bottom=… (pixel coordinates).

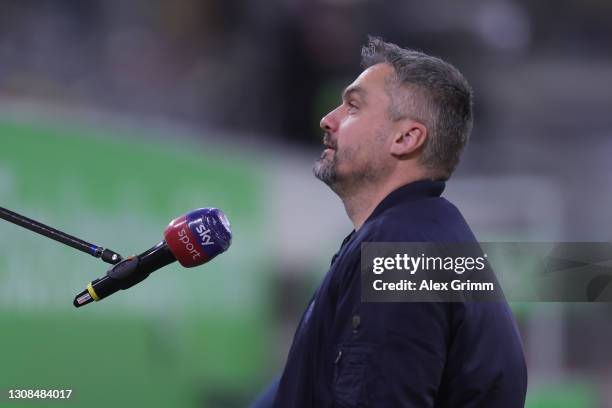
left=253, top=37, right=527, bottom=407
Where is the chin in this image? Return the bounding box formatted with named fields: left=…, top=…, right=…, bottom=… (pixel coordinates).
left=313, top=161, right=336, bottom=185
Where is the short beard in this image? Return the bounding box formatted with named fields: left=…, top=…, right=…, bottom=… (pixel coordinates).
left=313, top=152, right=337, bottom=186
left=313, top=147, right=383, bottom=197
left=314, top=127, right=390, bottom=196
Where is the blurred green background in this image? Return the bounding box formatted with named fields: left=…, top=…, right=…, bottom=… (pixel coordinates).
left=0, top=120, right=275, bottom=407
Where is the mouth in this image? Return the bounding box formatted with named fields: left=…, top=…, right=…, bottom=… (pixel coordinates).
left=322, top=133, right=336, bottom=151
left=321, top=143, right=336, bottom=159
left=318, top=148, right=334, bottom=160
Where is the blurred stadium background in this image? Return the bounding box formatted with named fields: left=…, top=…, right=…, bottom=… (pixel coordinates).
left=1, top=0, right=611, bottom=407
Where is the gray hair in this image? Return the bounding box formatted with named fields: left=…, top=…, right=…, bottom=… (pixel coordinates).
left=361, top=36, right=474, bottom=180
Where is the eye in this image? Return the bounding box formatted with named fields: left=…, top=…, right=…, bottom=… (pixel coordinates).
left=347, top=101, right=359, bottom=112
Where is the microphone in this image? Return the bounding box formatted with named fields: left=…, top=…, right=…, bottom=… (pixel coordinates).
left=73, top=208, right=232, bottom=308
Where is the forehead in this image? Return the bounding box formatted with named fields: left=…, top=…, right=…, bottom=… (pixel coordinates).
left=346, top=63, right=394, bottom=101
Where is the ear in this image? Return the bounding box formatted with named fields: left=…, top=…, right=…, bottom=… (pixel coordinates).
left=390, top=120, right=428, bottom=158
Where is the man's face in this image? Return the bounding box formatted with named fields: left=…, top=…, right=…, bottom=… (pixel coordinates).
left=314, top=63, right=396, bottom=192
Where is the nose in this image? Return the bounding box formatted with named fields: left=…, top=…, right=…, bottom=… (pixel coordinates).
left=320, top=107, right=339, bottom=133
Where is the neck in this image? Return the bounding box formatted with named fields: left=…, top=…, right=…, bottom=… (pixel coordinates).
left=340, top=187, right=381, bottom=231
left=337, top=173, right=426, bottom=231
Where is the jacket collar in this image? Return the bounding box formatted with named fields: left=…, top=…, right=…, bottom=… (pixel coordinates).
left=366, top=179, right=446, bottom=223
left=340, top=179, right=445, bottom=241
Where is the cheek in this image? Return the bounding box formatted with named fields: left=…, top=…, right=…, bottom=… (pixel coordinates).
left=335, top=138, right=369, bottom=169
left=337, top=117, right=369, bottom=150
left=338, top=117, right=383, bottom=153
left=343, top=130, right=390, bottom=169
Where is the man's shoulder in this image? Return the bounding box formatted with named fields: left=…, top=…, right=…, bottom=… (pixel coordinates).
left=362, top=196, right=477, bottom=243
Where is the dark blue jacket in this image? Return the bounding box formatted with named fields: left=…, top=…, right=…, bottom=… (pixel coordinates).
left=258, top=180, right=527, bottom=407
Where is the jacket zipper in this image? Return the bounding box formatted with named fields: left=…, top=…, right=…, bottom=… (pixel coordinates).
left=334, top=349, right=343, bottom=364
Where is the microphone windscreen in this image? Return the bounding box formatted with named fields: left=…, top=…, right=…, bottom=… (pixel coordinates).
left=164, top=208, right=232, bottom=267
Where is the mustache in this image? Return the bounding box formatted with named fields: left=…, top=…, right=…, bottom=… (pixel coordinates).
left=323, top=132, right=337, bottom=149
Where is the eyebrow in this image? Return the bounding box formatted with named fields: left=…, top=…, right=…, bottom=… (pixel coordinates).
left=342, top=85, right=367, bottom=103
